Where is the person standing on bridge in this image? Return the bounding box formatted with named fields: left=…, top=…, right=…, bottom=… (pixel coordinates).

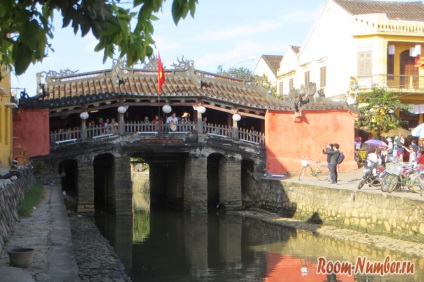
left=152, top=115, right=162, bottom=131
left=166, top=112, right=178, bottom=132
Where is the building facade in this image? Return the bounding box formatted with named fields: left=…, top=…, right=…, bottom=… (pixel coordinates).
left=0, top=66, right=16, bottom=168
left=277, top=0, right=424, bottom=125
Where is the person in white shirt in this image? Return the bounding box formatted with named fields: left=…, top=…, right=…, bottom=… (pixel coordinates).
left=166, top=112, right=178, bottom=132
left=166, top=113, right=178, bottom=124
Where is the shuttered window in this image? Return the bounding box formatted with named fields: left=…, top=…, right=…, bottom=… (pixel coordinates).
left=320, top=66, right=326, bottom=87
left=358, top=52, right=372, bottom=77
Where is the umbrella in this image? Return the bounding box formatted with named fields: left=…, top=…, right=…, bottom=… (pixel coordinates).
left=381, top=127, right=411, bottom=138
left=412, top=123, right=424, bottom=138
left=364, top=139, right=388, bottom=147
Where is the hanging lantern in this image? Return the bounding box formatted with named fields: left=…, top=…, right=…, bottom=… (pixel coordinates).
left=118, top=106, right=128, bottom=114
left=162, top=105, right=172, bottom=113
left=80, top=112, right=89, bottom=120
left=232, top=113, right=241, bottom=122
left=196, top=106, right=206, bottom=114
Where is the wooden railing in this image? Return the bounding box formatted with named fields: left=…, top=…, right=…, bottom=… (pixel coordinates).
left=50, top=121, right=265, bottom=145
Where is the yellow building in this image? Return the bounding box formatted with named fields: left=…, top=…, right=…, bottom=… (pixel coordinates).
left=277, top=0, right=424, bottom=127
left=0, top=67, right=15, bottom=168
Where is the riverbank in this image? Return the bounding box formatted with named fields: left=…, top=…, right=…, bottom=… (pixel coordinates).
left=0, top=180, right=130, bottom=282
left=233, top=208, right=424, bottom=258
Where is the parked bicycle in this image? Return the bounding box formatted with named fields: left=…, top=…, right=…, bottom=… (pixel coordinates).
left=298, top=156, right=329, bottom=181
left=381, top=161, right=422, bottom=193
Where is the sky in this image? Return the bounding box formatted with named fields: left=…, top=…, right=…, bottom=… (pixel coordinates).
left=10, top=0, right=413, bottom=97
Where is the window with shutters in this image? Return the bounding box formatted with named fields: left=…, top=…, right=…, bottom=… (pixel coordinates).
left=320, top=66, right=326, bottom=87
left=358, top=52, right=372, bottom=77
left=305, top=71, right=310, bottom=86
left=278, top=81, right=284, bottom=95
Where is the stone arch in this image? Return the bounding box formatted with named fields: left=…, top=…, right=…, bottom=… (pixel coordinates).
left=93, top=153, right=115, bottom=212
left=207, top=153, right=225, bottom=211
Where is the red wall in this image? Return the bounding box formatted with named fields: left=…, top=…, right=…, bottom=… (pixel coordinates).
left=265, top=109, right=358, bottom=174
left=13, top=109, right=50, bottom=158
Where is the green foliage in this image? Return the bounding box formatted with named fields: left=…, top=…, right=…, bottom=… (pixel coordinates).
left=0, top=0, right=198, bottom=76
left=355, top=87, right=411, bottom=138
left=216, top=65, right=253, bottom=78
left=18, top=182, right=44, bottom=218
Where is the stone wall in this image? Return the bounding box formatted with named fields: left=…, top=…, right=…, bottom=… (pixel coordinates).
left=246, top=179, right=424, bottom=243
left=0, top=168, right=36, bottom=251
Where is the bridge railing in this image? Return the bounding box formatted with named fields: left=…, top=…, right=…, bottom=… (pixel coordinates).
left=50, top=128, right=81, bottom=144
left=50, top=121, right=265, bottom=145
left=125, top=121, right=196, bottom=133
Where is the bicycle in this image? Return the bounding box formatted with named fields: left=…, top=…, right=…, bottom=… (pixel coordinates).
left=298, top=156, right=329, bottom=181
left=381, top=162, right=423, bottom=193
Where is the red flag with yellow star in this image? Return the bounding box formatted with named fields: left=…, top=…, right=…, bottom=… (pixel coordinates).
left=157, top=52, right=165, bottom=94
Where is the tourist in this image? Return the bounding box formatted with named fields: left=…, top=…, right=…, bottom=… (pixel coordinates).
left=110, top=118, right=118, bottom=134
left=417, top=149, right=424, bottom=173
left=104, top=118, right=110, bottom=134
left=322, top=143, right=339, bottom=184
left=166, top=112, right=178, bottom=131
left=402, top=144, right=417, bottom=168
left=152, top=115, right=162, bottom=131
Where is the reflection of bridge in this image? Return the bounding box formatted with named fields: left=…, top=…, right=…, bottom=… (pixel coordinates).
left=41, top=127, right=265, bottom=215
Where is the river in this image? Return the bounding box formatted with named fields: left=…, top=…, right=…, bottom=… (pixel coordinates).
left=94, top=192, right=424, bottom=282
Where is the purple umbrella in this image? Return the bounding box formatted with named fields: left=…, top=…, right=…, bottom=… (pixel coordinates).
left=364, top=139, right=388, bottom=148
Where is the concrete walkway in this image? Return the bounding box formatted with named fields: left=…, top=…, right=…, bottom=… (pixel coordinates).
left=283, top=167, right=424, bottom=201
left=0, top=182, right=79, bottom=282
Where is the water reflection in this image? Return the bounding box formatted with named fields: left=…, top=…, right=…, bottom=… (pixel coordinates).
left=95, top=193, right=424, bottom=281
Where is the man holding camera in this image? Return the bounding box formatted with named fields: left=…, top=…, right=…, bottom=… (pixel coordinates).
left=322, top=143, right=340, bottom=184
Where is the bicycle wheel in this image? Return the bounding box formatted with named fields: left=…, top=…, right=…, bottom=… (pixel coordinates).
left=299, top=167, right=306, bottom=181
left=381, top=174, right=395, bottom=192
left=315, top=165, right=329, bottom=181
left=386, top=174, right=399, bottom=193
left=409, top=174, right=423, bottom=193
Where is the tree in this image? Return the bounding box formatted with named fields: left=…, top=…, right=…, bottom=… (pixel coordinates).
left=355, top=87, right=411, bottom=138
left=0, top=0, right=198, bottom=76
left=216, top=65, right=253, bottom=79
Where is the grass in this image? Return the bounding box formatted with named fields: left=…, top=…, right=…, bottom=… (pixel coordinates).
left=18, top=182, right=44, bottom=218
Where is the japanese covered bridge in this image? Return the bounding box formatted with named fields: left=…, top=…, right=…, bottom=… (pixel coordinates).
left=13, top=58, right=357, bottom=214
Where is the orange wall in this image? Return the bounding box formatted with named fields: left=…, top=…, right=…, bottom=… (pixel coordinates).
left=13, top=109, right=50, bottom=158
left=265, top=110, right=358, bottom=174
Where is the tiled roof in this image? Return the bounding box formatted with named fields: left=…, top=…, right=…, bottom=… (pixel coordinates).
left=291, top=46, right=301, bottom=54
left=261, top=55, right=283, bottom=76
left=19, top=65, right=285, bottom=115
left=18, top=63, right=355, bottom=115
left=335, top=0, right=424, bottom=21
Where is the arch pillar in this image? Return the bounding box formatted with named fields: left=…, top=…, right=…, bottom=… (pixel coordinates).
left=114, top=155, right=132, bottom=215
left=220, top=156, right=242, bottom=211
left=184, top=154, right=208, bottom=213
left=77, top=158, right=94, bottom=212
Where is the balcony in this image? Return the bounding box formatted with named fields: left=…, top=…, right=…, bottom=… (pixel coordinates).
left=356, top=74, right=424, bottom=95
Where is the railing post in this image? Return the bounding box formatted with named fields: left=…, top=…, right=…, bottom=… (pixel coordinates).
left=81, top=121, right=87, bottom=140
left=232, top=118, right=239, bottom=140
left=118, top=112, right=125, bottom=135
left=197, top=110, right=205, bottom=142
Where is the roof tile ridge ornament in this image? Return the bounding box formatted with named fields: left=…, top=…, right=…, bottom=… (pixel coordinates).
left=37, top=69, right=80, bottom=85
left=170, top=56, right=195, bottom=71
